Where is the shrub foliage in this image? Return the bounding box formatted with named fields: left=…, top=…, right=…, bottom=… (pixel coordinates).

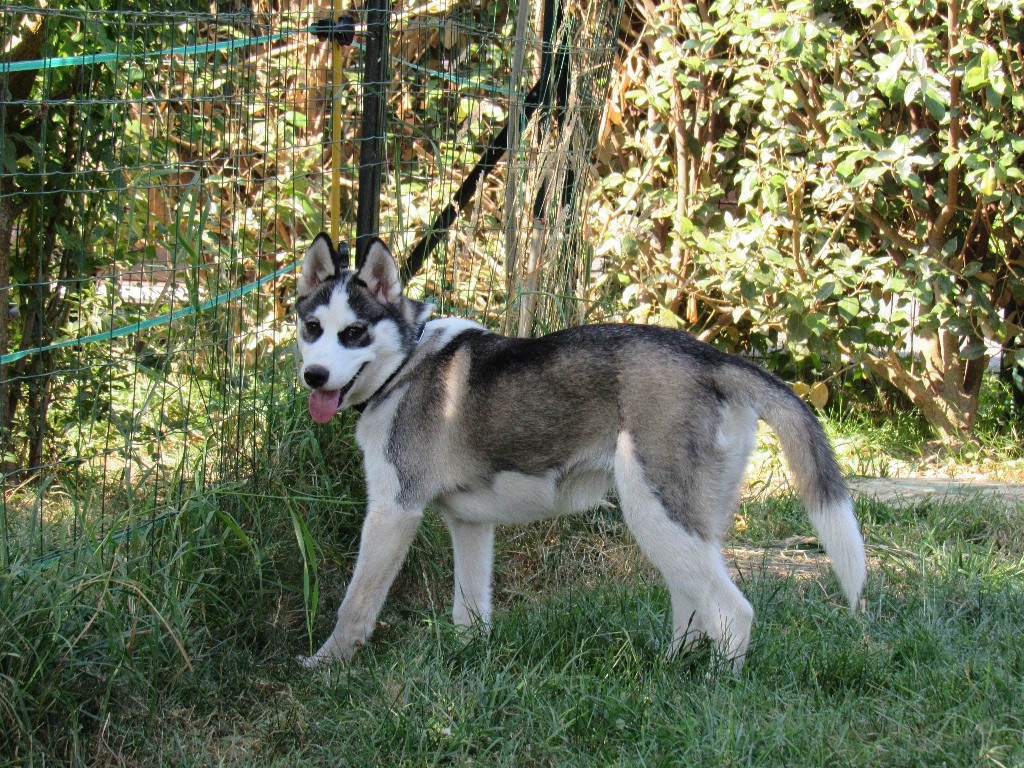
left=594, top=0, right=1023, bottom=438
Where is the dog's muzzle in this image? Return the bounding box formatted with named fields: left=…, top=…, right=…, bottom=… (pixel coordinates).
left=305, top=363, right=367, bottom=423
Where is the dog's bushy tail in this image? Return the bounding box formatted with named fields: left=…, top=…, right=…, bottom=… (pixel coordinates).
left=720, top=362, right=867, bottom=612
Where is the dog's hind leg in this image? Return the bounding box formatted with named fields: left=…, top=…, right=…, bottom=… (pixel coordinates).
left=301, top=504, right=423, bottom=668
left=614, top=430, right=754, bottom=670
left=440, top=510, right=495, bottom=628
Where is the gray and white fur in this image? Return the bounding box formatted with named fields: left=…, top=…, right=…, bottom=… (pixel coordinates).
left=294, top=233, right=866, bottom=669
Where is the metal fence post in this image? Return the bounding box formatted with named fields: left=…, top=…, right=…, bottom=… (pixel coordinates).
left=356, top=0, right=390, bottom=264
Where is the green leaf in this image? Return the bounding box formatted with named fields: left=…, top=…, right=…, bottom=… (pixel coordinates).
left=217, top=510, right=256, bottom=555
left=923, top=89, right=945, bottom=121
left=815, top=282, right=836, bottom=301
left=980, top=167, right=997, bottom=196
left=903, top=77, right=921, bottom=106
left=781, top=25, right=803, bottom=53
left=851, top=165, right=885, bottom=186
left=964, top=63, right=987, bottom=93
left=837, top=296, right=861, bottom=319
left=961, top=340, right=987, bottom=360
left=290, top=506, right=320, bottom=650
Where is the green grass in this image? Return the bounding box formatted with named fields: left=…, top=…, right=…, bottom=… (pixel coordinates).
left=3, top=407, right=1024, bottom=766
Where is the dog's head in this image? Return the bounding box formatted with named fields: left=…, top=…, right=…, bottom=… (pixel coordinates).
left=295, top=233, right=431, bottom=422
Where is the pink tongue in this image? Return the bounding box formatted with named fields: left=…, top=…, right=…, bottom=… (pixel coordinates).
left=309, top=389, right=342, bottom=424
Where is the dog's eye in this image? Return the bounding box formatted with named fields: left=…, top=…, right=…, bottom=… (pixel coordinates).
left=339, top=324, right=368, bottom=347
left=303, top=318, right=322, bottom=336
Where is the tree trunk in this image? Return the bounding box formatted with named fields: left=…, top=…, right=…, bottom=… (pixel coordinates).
left=0, top=14, right=46, bottom=468
left=867, top=328, right=986, bottom=442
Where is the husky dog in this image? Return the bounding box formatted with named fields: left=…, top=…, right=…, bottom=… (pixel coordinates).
left=294, top=233, right=866, bottom=669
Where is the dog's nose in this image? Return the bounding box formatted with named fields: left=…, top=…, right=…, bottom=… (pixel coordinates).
left=304, top=365, right=329, bottom=388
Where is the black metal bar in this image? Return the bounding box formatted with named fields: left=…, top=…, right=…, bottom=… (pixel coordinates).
left=402, top=79, right=546, bottom=281
left=531, top=0, right=567, bottom=221
left=404, top=0, right=573, bottom=281
left=538, top=0, right=559, bottom=112
left=356, top=0, right=391, bottom=265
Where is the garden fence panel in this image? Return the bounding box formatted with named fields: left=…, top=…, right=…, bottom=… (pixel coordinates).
left=0, top=0, right=621, bottom=567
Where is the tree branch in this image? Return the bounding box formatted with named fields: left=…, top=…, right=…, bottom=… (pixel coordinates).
left=856, top=205, right=919, bottom=256
left=928, top=0, right=962, bottom=256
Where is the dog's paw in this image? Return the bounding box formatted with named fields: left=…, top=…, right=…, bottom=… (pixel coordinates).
left=298, top=636, right=362, bottom=669
left=298, top=646, right=347, bottom=670
left=297, top=653, right=325, bottom=670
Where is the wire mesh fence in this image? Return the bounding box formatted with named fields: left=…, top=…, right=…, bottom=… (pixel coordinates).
left=0, top=0, right=622, bottom=567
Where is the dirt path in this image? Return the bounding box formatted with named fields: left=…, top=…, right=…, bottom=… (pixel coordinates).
left=726, top=540, right=830, bottom=581
left=847, top=477, right=1024, bottom=505
left=725, top=477, right=1024, bottom=580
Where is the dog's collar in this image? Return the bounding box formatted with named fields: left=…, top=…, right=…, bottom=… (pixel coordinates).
left=352, top=320, right=427, bottom=414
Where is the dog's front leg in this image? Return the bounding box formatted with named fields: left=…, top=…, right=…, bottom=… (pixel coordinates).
left=301, top=504, right=423, bottom=668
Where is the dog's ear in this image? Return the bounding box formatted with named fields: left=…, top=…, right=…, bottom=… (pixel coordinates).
left=357, top=238, right=402, bottom=304
left=297, top=233, right=349, bottom=298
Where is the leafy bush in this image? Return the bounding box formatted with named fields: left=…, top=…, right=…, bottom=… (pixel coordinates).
left=593, top=0, right=1024, bottom=438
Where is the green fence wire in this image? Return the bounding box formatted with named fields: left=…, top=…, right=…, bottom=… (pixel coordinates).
left=0, top=29, right=297, bottom=73
left=0, top=0, right=622, bottom=568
